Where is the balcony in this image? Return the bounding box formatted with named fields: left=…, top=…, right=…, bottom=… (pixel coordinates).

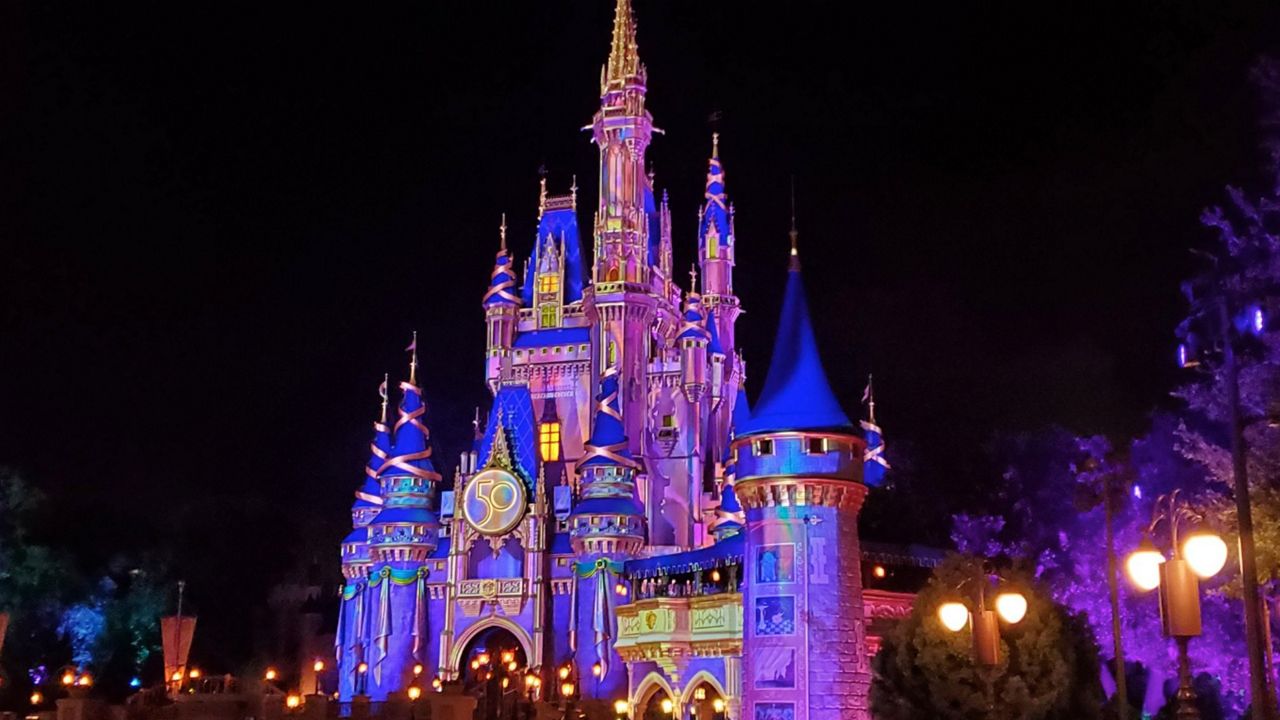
left=613, top=592, right=743, bottom=679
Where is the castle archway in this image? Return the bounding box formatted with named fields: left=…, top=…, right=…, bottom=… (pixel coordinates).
left=447, top=617, right=534, bottom=682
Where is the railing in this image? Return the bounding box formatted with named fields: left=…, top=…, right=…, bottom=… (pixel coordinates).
left=614, top=592, right=743, bottom=665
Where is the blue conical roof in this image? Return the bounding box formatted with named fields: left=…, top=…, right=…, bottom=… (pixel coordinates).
left=354, top=420, right=391, bottom=508
left=699, top=135, right=731, bottom=250
left=739, top=257, right=852, bottom=435
left=483, top=246, right=520, bottom=308
left=706, top=310, right=725, bottom=355
left=579, top=371, right=638, bottom=469
left=731, top=385, right=752, bottom=435
left=380, top=381, right=441, bottom=479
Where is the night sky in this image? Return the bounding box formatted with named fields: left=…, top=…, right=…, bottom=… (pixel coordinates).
left=3, top=1, right=1279, bottom=664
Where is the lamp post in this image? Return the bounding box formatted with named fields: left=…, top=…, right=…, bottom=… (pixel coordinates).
left=1125, top=491, right=1228, bottom=720
left=936, top=564, right=1027, bottom=712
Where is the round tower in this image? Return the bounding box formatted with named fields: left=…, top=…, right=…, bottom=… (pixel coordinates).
left=568, top=367, right=646, bottom=699
left=364, top=359, right=443, bottom=700
left=733, top=242, right=872, bottom=720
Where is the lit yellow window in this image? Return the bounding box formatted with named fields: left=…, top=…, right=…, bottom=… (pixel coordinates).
left=540, top=305, right=558, bottom=328
left=540, top=421, right=561, bottom=462
left=538, top=273, right=559, bottom=294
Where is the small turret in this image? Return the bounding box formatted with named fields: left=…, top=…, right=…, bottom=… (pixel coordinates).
left=368, top=352, right=442, bottom=566
left=342, top=377, right=393, bottom=579
left=484, top=216, right=521, bottom=391
left=570, top=368, right=646, bottom=557
left=678, top=268, right=711, bottom=402
left=697, top=133, right=741, bottom=354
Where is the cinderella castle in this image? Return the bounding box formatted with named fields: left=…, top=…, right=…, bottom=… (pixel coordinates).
left=334, top=2, right=927, bottom=718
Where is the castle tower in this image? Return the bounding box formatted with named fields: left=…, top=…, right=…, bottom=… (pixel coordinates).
left=586, top=0, right=658, bottom=453
left=732, top=238, right=871, bottom=720
left=569, top=367, right=646, bottom=698
left=364, top=352, right=443, bottom=699
left=483, top=216, right=521, bottom=392
left=698, top=133, right=741, bottom=352
left=336, top=380, right=392, bottom=699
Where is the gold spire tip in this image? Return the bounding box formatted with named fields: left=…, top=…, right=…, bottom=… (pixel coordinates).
left=712, top=132, right=720, bottom=158
left=499, top=213, right=507, bottom=251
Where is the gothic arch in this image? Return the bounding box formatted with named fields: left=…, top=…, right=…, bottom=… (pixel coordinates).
left=447, top=616, right=534, bottom=675
left=678, top=670, right=727, bottom=707
left=633, top=671, right=677, bottom=710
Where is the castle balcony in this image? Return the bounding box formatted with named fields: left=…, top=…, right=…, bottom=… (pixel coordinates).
left=613, top=591, right=743, bottom=679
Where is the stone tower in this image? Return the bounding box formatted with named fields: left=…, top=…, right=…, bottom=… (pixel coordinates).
left=732, top=238, right=871, bottom=720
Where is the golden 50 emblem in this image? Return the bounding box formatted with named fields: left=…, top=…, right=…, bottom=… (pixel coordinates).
left=462, top=468, right=526, bottom=536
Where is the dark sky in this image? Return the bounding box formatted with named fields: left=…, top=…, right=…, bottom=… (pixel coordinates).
left=2, top=0, right=1279, bottom=663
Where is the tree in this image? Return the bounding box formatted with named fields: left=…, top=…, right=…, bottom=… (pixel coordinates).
left=870, top=554, right=1105, bottom=720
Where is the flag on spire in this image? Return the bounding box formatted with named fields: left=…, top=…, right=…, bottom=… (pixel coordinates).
left=861, top=375, right=889, bottom=487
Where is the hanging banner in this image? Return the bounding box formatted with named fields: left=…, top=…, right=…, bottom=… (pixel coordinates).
left=161, top=616, right=197, bottom=681
left=0, top=611, right=9, bottom=657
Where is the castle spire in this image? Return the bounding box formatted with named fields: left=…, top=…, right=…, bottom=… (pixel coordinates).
left=738, top=228, right=851, bottom=436
left=406, top=332, right=418, bottom=385
left=483, top=215, right=521, bottom=308
left=605, top=0, right=642, bottom=87
left=789, top=178, right=800, bottom=269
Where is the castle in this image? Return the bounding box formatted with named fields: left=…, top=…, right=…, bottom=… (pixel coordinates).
left=334, top=2, right=925, bottom=718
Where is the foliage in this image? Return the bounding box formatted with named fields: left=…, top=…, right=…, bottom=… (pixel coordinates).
left=870, top=554, right=1105, bottom=720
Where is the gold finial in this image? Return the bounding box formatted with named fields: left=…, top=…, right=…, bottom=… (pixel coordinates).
left=571, top=175, right=578, bottom=209
left=689, top=263, right=698, bottom=292
left=379, top=373, right=389, bottom=424
left=712, top=132, right=720, bottom=159
left=499, top=213, right=507, bottom=251
left=607, top=0, right=640, bottom=84
left=407, top=331, right=418, bottom=385
left=538, top=177, right=548, bottom=218
left=865, top=373, right=876, bottom=423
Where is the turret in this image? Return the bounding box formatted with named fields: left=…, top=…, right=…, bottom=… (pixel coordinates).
left=368, top=353, right=442, bottom=565
left=342, top=376, right=392, bottom=580
left=698, top=133, right=741, bottom=351
left=484, top=216, right=521, bottom=391
left=678, top=270, right=710, bottom=403
left=733, top=234, right=873, bottom=720
left=569, top=367, right=646, bottom=557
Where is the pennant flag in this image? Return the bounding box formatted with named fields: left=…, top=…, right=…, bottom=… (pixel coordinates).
left=404, top=335, right=416, bottom=352
left=861, top=418, right=890, bottom=488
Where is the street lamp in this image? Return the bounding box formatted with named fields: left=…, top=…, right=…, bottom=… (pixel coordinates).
left=937, top=572, right=1027, bottom=667
left=1126, top=491, right=1226, bottom=720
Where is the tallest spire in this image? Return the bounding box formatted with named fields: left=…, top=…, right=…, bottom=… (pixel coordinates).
left=606, top=0, right=642, bottom=87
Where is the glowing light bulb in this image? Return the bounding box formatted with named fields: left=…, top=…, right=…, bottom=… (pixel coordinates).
left=558, top=666, right=571, bottom=680
left=937, top=602, right=969, bottom=632
left=500, top=651, right=514, bottom=665
left=1126, top=541, right=1166, bottom=591
left=995, top=592, right=1028, bottom=624
left=661, top=698, right=674, bottom=714
left=713, top=699, right=725, bottom=713
left=265, top=668, right=279, bottom=681
left=872, top=565, right=887, bottom=579
left=285, top=695, right=301, bottom=710
left=592, top=662, right=602, bottom=678
left=62, top=672, right=75, bottom=686
left=1183, top=532, right=1228, bottom=579
left=356, top=663, right=368, bottom=675
left=313, top=660, right=325, bottom=673
left=412, top=663, right=423, bottom=677
left=188, top=668, right=201, bottom=680
left=171, top=672, right=183, bottom=682
left=561, top=682, right=575, bottom=698
left=31, top=692, right=43, bottom=705
left=614, top=699, right=629, bottom=715
left=507, top=661, right=518, bottom=672
left=407, top=686, right=421, bottom=701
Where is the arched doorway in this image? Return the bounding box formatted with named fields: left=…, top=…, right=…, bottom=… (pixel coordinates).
left=458, top=626, right=528, bottom=720
left=682, top=676, right=727, bottom=720
left=636, top=676, right=677, bottom=720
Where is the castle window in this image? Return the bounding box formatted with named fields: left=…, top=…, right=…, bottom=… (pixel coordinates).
left=540, top=305, right=558, bottom=328
left=754, top=438, right=774, bottom=456
left=707, top=241, right=718, bottom=259
left=662, top=414, right=675, bottom=428
left=806, top=437, right=828, bottom=455
left=540, top=421, right=562, bottom=462
left=539, top=273, right=560, bottom=294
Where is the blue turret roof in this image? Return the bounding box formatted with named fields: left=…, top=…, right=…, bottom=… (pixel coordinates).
left=579, top=371, right=639, bottom=469
left=354, top=420, right=391, bottom=508
left=644, top=181, right=661, bottom=267
left=706, top=310, right=724, bottom=355
left=521, top=202, right=586, bottom=305
left=677, top=293, right=710, bottom=342
left=381, top=381, right=442, bottom=479
left=483, top=243, right=520, bottom=309
left=731, top=385, right=752, bottom=435
left=711, top=481, right=744, bottom=541
left=699, top=135, right=731, bottom=250
left=739, top=255, right=852, bottom=435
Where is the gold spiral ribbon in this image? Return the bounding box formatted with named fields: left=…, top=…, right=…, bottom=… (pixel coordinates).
left=580, top=367, right=640, bottom=469
left=379, top=382, right=443, bottom=481
left=482, top=251, right=521, bottom=306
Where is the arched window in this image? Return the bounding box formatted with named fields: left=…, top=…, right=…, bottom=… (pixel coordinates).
left=539, top=421, right=561, bottom=462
